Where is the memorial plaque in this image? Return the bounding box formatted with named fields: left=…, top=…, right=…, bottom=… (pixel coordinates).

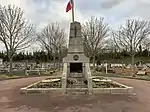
left=73, top=55, right=79, bottom=61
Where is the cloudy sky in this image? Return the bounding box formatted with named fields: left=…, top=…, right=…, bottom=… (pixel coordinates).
left=0, top=0, right=150, bottom=52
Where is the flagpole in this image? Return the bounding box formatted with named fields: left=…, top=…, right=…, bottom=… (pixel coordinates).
left=72, top=0, right=75, bottom=22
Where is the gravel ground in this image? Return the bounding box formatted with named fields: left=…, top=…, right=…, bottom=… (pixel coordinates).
left=0, top=76, right=150, bottom=112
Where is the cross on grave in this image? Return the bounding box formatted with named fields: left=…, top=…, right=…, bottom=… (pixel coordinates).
left=74, top=26, right=77, bottom=37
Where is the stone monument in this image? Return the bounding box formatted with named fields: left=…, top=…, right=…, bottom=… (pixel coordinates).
left=62, top=21, right=92, bottom=94
left=20, top=0, right=133, bottom=95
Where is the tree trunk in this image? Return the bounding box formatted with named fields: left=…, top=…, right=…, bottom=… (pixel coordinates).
left=58, top=59, right=61, bottom=70
left=40, top=62, right=42, bottom=68
left=57, top=56, right=60, bottom=70
left=9, top=57, right=13, bottom=76
left=25, top=60, right=28, bottom=75
left=131, top=54, right=136, bottom=77
left=47, top=52, right=50, bottom=62
left=53, top=56, right=56, bottom=70
left=93, top=56, right=96, bottom=72
left=148, top=48, right=149, bottom=57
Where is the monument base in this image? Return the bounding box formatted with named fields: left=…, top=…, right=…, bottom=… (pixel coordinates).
left=20, top=76, right=133, bottom=95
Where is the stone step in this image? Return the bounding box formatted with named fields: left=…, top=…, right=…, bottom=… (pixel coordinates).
left=67, top=81, right=87, bottom=86
left=67, top=77, right=86, bottom=82
left=67, top=92, right=88, bottom=95
left=68, top=77, right=85, bottom=79
left=69, top=76, right=83, bottom=78
left=69, top=73, right=83, bottom=78
left=67, top=84, right=87, bottom=88
left=76, top=81, right=85, bottom=84
left=66, top=88, right=88, bottom=94
left=67, top=78, right=85, bottom=82
left=67, top=80, right=87, bottom=86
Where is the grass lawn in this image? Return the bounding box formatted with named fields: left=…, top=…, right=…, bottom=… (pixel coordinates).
left=0, top=74, right=54, bottom=81
left=93, top=72, right=150, bottom=81
left=0, top=74, right=24, bottom=80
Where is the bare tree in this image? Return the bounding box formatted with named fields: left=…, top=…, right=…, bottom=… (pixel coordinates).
left=141, top=38, right=150, bottom=57
left=104, top=38, right=119, bottom=60
left=57, top=46, right=67, bottom=69
left=113, top=19, right=150, bottom=76
left=0, top=5, right=35, bottom=75
left=37, top=22, right=66, bottom=70
left=82, top=16, right=109, bottom=72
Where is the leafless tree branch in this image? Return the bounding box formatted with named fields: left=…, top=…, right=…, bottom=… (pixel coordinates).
left=82, top=16, right=109, bottom=71
left=37, top=22, right=67, bottom=69
left=0, top=5, right=35, bottom=75
left=113, top=18, right=150, bottom=76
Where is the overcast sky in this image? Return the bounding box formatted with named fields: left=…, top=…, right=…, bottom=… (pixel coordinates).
left=0, top=0, right=150, bottom=52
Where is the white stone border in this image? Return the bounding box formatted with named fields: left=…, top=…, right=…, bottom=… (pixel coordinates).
left=20, top=78, right=63, bottom=94
left=20, top=88, right=63, bottom=94
left=20, top=77, right=134, bottom=95
left=92, top=87, right=133, bottom=94
left=92, top=78, right=133, bottom=94
left=20, top=80, right=41, bottom=91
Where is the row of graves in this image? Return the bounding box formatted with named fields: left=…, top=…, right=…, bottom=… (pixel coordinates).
left=0, top=57, right=149, bottom=76
left=0, top=59, right=62, bottom=76
left=96, top=62, right=150, bottom=76
left=25, top=62, right=62, bottom=76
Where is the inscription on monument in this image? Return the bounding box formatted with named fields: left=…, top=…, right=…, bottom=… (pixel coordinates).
left=74, top=26, right=77, bottom=37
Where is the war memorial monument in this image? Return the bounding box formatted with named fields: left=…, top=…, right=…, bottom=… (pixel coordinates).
left=20, top=0, right=133, bottom=95
left=20, top=21, right=133, bottom=95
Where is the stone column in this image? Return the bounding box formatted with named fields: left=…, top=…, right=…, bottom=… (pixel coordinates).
left=62, top=63, right=68, bottom=93
left=88, top=77, right=93, bottom=94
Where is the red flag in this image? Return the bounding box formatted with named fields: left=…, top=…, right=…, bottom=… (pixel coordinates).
left=66, top=0, right=73, bottom=12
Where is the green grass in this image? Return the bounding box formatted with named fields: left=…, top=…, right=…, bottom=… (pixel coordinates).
left=0, top=74, right=50, bottom=81
left=0, top=74, right=24, bottom=80
left=93, top=72, right=150, bottom=81
left=0, top=70, right=61, bottom=81
left=0, top=74, right=21, bottom=78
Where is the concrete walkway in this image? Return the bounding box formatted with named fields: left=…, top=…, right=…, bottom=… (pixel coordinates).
left=0, top=77, right=150, bottom=112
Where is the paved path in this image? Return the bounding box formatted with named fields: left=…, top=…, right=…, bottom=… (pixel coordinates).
left=0, top=77, right=150, bottom=112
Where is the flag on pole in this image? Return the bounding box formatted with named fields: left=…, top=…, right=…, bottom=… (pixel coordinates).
left=66, top=0, right=73, bottom=12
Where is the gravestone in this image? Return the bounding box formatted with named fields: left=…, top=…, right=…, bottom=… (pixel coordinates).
left=137, top=70, right=146, bottom=75
left=62, top=21, right=92, bottom=94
